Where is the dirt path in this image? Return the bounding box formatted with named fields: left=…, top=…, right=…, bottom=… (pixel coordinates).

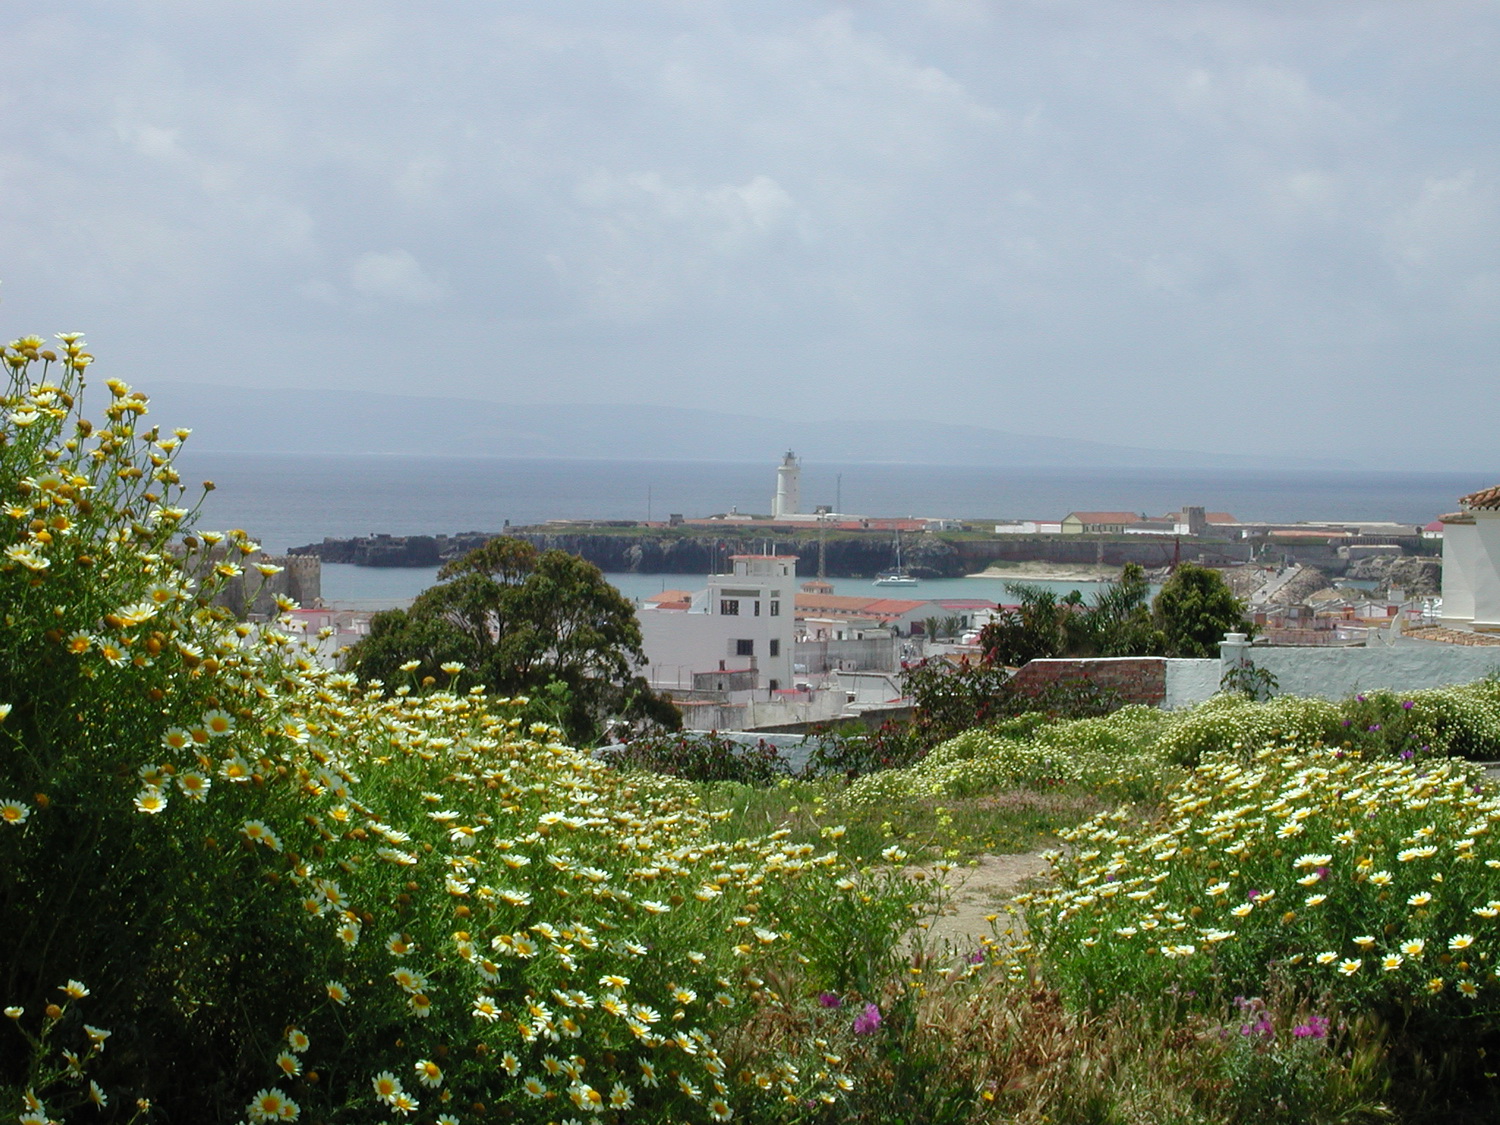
left=909, top=852, right=1055, bottom=955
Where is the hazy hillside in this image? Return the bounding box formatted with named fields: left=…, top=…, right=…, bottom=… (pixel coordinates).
left=144, top=382, right=1348, bottom=470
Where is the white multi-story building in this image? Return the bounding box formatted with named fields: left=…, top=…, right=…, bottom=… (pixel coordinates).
left=638, top=554, right=798, bottom=694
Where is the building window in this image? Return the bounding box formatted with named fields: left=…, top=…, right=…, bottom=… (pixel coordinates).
left=735, top=639, right=754, bottom=657
left=754, top=600, right=761, bottom=616
left=768, top=678, right=780, bottom=691
left=769, top=639, right=780, bottom=657
left=720, top=599, right=739, bottom=616
left=769, top=600, right=780, bottom=616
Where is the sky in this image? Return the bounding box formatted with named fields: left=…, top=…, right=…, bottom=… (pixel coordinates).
left=2, top=1, right=1497, bottom=469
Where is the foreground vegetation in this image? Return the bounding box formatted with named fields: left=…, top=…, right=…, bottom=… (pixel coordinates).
left=7, top=334, right=1500, bottom=1123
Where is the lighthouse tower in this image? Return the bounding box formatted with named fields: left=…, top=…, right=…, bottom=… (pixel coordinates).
left=772, top=450, right=801, bottom=520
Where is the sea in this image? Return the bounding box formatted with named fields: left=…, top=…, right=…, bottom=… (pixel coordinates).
left=179, top=452, right=1481, bottom=609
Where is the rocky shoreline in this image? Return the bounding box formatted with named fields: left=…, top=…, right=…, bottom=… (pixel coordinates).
left=288, top=528, right=1254, bottom=582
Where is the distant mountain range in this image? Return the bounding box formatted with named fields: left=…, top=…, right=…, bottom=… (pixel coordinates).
left=144, top=381, right=1351, bottom=470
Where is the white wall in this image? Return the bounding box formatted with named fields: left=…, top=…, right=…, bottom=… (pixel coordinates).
left=1476, top=513, right=1500, bottom=627
left=1441, top=511, right=1500, bottom=629
left=1164, top=659, right=1221, bottom=709
left=1163, top=644, right=1500, bottom=709
left=1442, top=519, right=1478, bottom=625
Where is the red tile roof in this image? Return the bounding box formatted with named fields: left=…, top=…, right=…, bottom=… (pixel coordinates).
left=1460, top=485, right=1500, bottom=510
left=794, top=593, right=925, bottom=619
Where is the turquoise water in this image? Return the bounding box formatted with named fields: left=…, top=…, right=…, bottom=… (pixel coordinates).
left=323, top=562, right=1138, bottom=611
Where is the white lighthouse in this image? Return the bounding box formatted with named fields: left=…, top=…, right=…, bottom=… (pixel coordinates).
left=772, top=450, right=801, bottom=520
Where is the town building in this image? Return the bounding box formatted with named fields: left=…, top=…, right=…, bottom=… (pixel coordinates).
left=637, top=554, right=798, bottom=695
left=1441, top=484, right=1500, bottom=632
left=1061, top=511, right=1139, bottom=535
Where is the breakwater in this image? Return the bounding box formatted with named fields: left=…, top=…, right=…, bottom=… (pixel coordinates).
left=288, top=529, right=1253, bottom=578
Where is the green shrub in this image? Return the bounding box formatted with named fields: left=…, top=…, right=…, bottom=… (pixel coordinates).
left=599, top=730, right=791, bottom=785
left=1154, top=693, right=1345, bottom=766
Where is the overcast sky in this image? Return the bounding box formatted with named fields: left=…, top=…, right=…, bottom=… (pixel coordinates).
left=3, top=1, right=1497, bottom=468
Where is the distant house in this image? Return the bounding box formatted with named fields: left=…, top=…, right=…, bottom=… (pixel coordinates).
left=1124, top=518, right=1177, bottom=536
left=1441, top=485, right=1500, bottom=631
left=793, top=593, right=931, bottom=636
left=1061, top=511, right=1138, bottom=535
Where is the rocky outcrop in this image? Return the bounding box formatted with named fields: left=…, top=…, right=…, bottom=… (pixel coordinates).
left=290, top=533, right=489, bottom=567
left=289, top=528, right=1253, bottom=579
left=1344, top=554, right=1442, bottom=596
left=290, top=530, right=971, bottom=578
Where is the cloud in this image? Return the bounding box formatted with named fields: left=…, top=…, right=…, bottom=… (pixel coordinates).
left=349, top=250, right=444, bottom=305
left=2, top=0, right=1498, bottom=466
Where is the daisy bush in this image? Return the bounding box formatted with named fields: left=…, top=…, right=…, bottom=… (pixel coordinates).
left=1154, top=681, right=1500, bottom=768
left=0, top=336, right=937, bottom=1122
left=1022, top=741, right=1500, bottom=1048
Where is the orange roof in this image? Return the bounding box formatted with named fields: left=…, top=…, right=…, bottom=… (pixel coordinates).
left=863, top=598, right=929, bottom=614
left=1206, top=512, right=1238, bottom=524
left=644, top=589, right=696, bottom=604
left=1460, top=484, right=1500, bottom=510
left=794, top=593, right=926, bottom=619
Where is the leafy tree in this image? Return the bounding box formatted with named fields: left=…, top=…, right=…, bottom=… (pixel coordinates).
left=1081, top=563, right=1164, bottom=656
left=1152, top=561, right=1250, bottom=657
left=343, top=538, right=679, bottom=742
left=981, top=569, right=1163, bottom=664
left=979, top=582, right=1071, bottom=666
left=902, top=655, right=1017, bottom=745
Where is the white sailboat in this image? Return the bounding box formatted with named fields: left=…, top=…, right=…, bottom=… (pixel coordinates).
left=873, top=534, right=919, bottom=587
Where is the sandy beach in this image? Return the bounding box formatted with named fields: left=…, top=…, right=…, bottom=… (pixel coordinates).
left=966, top=562, right=1123, bottom=582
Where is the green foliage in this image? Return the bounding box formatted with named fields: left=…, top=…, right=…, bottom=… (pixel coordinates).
left=979, top=582, right=1070, bottom=665
left=343, top=537, right=679, bottom=743
left=800, top=720, right=929, bottom=779
left=900, top=657, right=1130, bottom=753
left=1222, top=661, right=1280, bottom=701
left=1152, top=562, right=1251, bottom=657
left=599, top=731, right=792, bottom=786
left=900, top=656, right=1018, bottom=746
left=980, top=565, right=1164, bottom=665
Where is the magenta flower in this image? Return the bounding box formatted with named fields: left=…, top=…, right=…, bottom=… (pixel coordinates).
left=1402, top=700, right=1414, bottom=710
left=1293, top=1015, right=1330, bottom=1039
left=852, top=1002, right=882, bottom=1035
left=817, top=992, right=842, bottom=1008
